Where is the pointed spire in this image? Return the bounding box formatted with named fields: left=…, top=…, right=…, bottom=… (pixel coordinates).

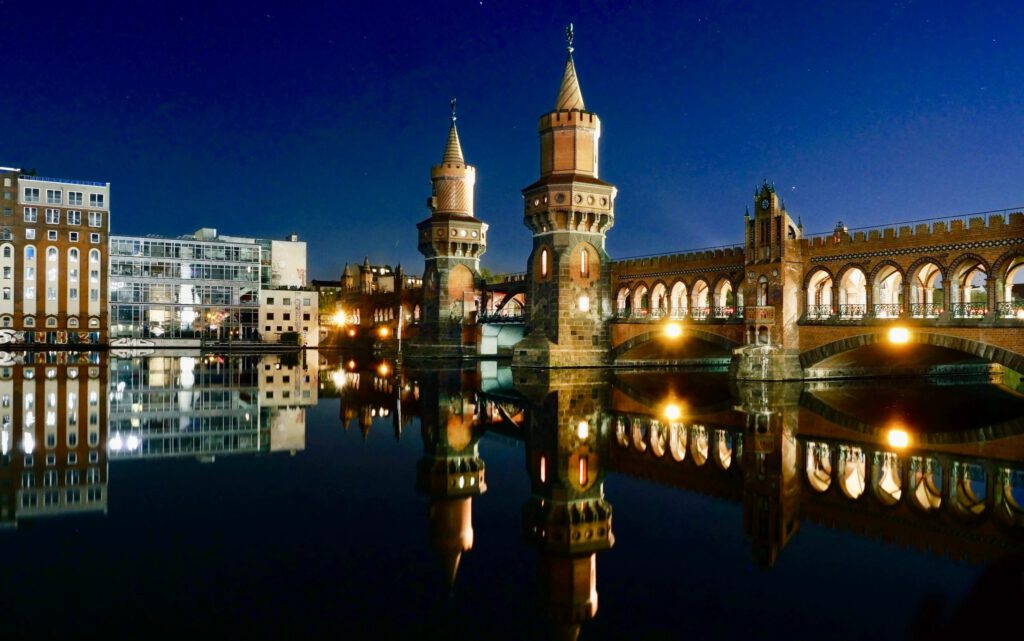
left=442, top=98, right=465, bottom=164
left=555, top=24, right=585, bottom=111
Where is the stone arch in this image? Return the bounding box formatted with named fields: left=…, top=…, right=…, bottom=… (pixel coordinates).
left=631, top=282, right=650, bottom=316
left=690, top=278, right=710, bottom=313
left=835, top=263, right=868, bottom=318
left=616, top=285, right=631, bottom=313
left=908, top=457, right=943, bottom=512
left=804, top=267, right=834, bottom=319
left=802, top=265, right=835, bottom=291
left=949, top=462, right=988, bottom=520
left=668, top=280, right=688, bottom=318
left=799, top=331, right=1024, bottom=372
left=871, top=452, right=903, bottom=506
left=947, top=253, right=990, bottom=315
left=805, top=442, right=832, bottom=492
left=838, top=446, right=866, bottom=499
left=649, top=280, right=669, bottom=317
left=711, top=277, right=735, bottom=314
left=869, top=260, right=905, bottom=316
left=906, top=257, right=946, bottom=317
left=609, top=327, right=740, bottom=361
left=993, top=249, right=1024, bottom=313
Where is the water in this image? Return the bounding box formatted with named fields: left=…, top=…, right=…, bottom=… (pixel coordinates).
left=1, top=351, right=1022, bottom=640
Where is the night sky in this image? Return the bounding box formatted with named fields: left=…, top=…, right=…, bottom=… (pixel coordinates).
left=2, top=1, right=1023, bottom=278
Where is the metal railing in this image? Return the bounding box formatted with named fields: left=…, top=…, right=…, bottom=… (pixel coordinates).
left=950, top=302, right=987, bottom=319
left=477, top=310, right=524, bottom=323
left=837, top=304, right=867, bottom=320
left=910, top=303, right=942, bottom=318
left=871, top=304, right=903, bottom=319
left=805, top=305, right=832, bottom=321
left=997, top=302, right=1024, bottom=319
left=711, top=306, right=740, bottom=319
left=690, top=307, right=710, bottom=321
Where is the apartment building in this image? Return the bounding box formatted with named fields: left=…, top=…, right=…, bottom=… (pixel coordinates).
left=0, top=167, right=110, bottom=345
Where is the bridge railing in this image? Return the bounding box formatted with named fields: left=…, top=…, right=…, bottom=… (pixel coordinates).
left=871, top=304, right=903, bottom=319
left=805, top=305, right=832, bottom=321
left=614, top=307, right=737, bottom=322
left=950, top=302, right=987, bottom=319
left=910, top=303, right=942, bottom=319
left=837, top=304, right=867, bottom=320
left=997, top=302, right=1024, bottom=319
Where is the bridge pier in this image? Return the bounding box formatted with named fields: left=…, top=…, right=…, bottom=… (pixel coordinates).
left=730, top=345, right=804, bottom=381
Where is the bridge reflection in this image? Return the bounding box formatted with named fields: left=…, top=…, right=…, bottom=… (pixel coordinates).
left=322, top=356, right=1024, bottom=638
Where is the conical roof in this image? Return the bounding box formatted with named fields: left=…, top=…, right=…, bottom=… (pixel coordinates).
left=555, top=53, right=585, bottom=111
left=442, top=122, right=464, bottom=164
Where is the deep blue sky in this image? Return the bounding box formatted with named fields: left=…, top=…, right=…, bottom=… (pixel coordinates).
left=2, top=1, right=1023, bottom=278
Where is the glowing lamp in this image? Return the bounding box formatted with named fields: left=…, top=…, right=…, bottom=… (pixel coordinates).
left=378, top=326, right=390, bottom=338
left=887, top=327, right=910, bottom=344
left=663, top=403, right=682, bottom=421
left=347, top=328, right=356, bottom=337
left=578, top=295, right=590, bottom=312
left=377, top=363, right=390, bottom=377
left=576, top=421, right=589, bottom=440
left=332, top=310, right=347, bottom=326
left=887, top=429, right=910, bottom=448
left=664, top=322, right=683, bottom=339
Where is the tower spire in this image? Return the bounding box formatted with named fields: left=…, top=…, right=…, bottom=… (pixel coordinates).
left=442, top=98, right=464, bottom=164
left=555, top=23, right=585, bottom=111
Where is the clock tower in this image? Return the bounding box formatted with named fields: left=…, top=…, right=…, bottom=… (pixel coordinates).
left=513, top=25, right=617, bottom=368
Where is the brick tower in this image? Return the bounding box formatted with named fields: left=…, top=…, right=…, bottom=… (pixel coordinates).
left=513, top=25, right=617, bottom=368
left=415, top=101, right=488, bottom=352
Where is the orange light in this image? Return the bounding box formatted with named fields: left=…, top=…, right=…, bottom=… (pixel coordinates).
left=347, top=359, right=357, bottom=370
left=887, top=428, right=910, bottom=448
left=377, top=362, right=390, bottom=377
left=663, top=403, right=682, bottom=421
left=888, top=327, right=910, bottom=344
left=378, top=326, right=390, bottom=338
left=664, top=322, right=682, bottom=339
left=347, top=328, right=356, bottom=337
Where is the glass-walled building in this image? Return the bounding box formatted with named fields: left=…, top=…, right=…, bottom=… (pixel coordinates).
left=109, top=233, right=261, bottom=343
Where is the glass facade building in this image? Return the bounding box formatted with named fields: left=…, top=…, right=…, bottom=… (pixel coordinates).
left=109, top=235, right=261, bottom=341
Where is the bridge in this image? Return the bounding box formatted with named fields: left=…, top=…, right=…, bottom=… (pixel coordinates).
left=318, top=29, right=1024, bottom=380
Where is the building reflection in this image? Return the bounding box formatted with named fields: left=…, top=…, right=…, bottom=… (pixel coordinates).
left=516, top=369, right=614, bottom=641
left=414, top=367, right=486, bottom=589
left=0, top=351, right=108, bottom=528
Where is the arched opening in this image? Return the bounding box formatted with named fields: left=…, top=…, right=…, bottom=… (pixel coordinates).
left=950, top=462, right=987, bottom=518
left=650, top=422, right=667, bottom=457
left=616, top=286, right=631, bottom=316
left=872, top=452, right=902, bottom=505
left=713, top=280, right=734, bottom=318
left=838, top=267, right=867, bottom=319
left=580, top=248, right=589, bottom=277
left=806, top=269, right=833, bottom=320
left=909, top=261, right=944, bottom=318
left=690, top=425, right=708, bottom=465
left=615, top=417, right=629, bottom=448
left=713, top=430, right=733, bottom=469
left=805, top=442, right=832, bottom=492
left=756, top=276, right=768, bottom=306
left=872, top=265, right=904, bottom=318
left=950, top=258, right=987, bottom=318
left=650, top=283, right=668, bottom=318
left=632, top=284, right=650, bottom=318
left=1001, top=256, right=1024, bottom=318
left=996, top=468, right=1024, bottom=526
left=447, top=264, right=475, bottom=321
left=691, top=280, right=709, bottom=320
left=909, top=456, right=942, bottom=511
left=668, top=422, right=686, bottom=461
left=540, top=247, right=549, bottom=278
left=838, top=446, right=866, bottom=499
left=669, top=281, right=687, bottom=319
left=631, top=418, right=647, bottom=452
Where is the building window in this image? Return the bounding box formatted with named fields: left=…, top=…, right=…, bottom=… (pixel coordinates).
left=283, top=298, right=291, bottom=305
left=69, top=288, right=78, bottom=300
left=47, top=230, right=57, bottom=241
left=303, top=313, right=310, bottom=321
left=2, top=207, right=10, bottom=216
left=45, top=209, right=59, bottom=224
left=69, top=232, right=78, bottom=242
left=24, top=316, right=34, bottom=327
left=580, top=248, right=589, bottom=277
left=25, top=246, right=34, bottom=260
left=46, top=287, right=57, bottom=301
left=283, top=313, right=291, bottom=321
left=24, top=207, right=37, bottom=222
left=90, top=233, right=100, bottom=244
left=2, top=267, right=9, bottom=279
left=265, top=391, right=274, bottom=399
left=68, top=191, right=83, bottom=206
left=67, top=210, right=81, bottom=225
left=23, top=188, right=39, bottom=203
left=266, top=297, right=274, bottom=304
left=1, top=288, right=9, bottom=301
left=541, top=248, right=549, bottom=277
left=89, top=194, right=104, bottom=209
left=303, top=298, right=311, bottom=306
left=46, top=189, right=62, bottom=205
left=69, top=248, right=79, bottom=262
left=89, top=289, right=99, bottom=302
left=1, top=229, right=9, bottom=240
left=26, top=229, right=35, bottom=240
left=266, top=313, right=274, bottom=320
left=88, top=211, right=102, bottom=227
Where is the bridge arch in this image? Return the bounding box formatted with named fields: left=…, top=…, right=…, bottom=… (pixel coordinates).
left=993, top=249, right=1024, bottom=308
left=669, top=280, right=688, bottom=317
left=691, top=278, right=710, bottom=310
left=868, top=260, right=904, bottom=316
left=947, top=253, right=989, bottom=310
left=632, top=282, right=650, bottom=316
left=906, top=257, right=945, bottom=317
left=836, top=263, right=868, bottom=318
left=616, top=285, right=631, bottom=313
left=799, top=330, right=1024, bottom=371
left=609, top=327, right=740, bottom=361
left=650, top=280, right=669, bottom=316
left=804, top=267, right=835, bottom=319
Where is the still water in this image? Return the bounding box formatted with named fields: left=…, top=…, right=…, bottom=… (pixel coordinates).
left=1, top=351, right=1022, bottom=640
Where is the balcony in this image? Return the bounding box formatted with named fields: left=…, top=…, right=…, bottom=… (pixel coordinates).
left=744, top=306, right=775, bottom=323
left=805, top=305, right=832, bottom=321
left=910, top=303, right=942, bottom=319
left=997, top=302, right=1024, bottom=320
left=871, top=304, right=903, bottom=319
left=950, top=302, right=986, bottom=319
left=838, top=304, right=867, bottom=320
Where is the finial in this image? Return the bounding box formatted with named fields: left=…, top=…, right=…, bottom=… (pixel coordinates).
left=566, top=23, right=575, bottom=53
left=797, top=216, right=803, bottom=230
left=450, top=98, right=457, bottom=125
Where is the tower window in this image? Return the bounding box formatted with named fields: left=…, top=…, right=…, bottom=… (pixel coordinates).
left=540, top=248, right=549, bottom=278
left=580, top=248, right=589, bottom=277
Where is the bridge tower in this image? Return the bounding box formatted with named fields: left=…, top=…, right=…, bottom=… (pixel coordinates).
left=513, top=25, right=617, bottom=368
left=731, top=181, right=805, bottom=380
left=415, top=102, right=488, bottom=353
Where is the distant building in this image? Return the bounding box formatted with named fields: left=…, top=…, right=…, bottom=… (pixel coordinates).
left=0, top=166, right=110, bottom=346
left=333, top=258, right=423, bottom=338
left=108, top=231, right=261, bottom=344
left=259, top=353, right=318, bottom=453
left=259, top=288, right=319, bottom=346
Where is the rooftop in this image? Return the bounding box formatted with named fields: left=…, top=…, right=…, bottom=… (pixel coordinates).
left=19, top=174, right=108, bottom=188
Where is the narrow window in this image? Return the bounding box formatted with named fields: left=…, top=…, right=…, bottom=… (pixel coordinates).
left=540, top=248, right=548, bottom=278
left=580, top=248, right=589, bottom=277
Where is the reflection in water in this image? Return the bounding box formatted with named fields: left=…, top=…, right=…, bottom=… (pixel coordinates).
left=3, top=353, right=1024, bottom=638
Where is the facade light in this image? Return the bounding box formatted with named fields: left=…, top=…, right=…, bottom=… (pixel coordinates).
left=887, top=327, right=910, bottom=344
left=887, top=428, right=910, bottom=448
left=663, top=403, right=682, bottom=421
left=664, top=322, right=682, bottom=339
